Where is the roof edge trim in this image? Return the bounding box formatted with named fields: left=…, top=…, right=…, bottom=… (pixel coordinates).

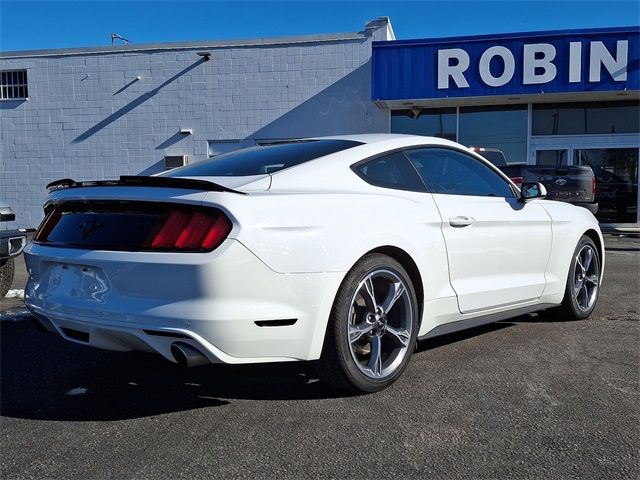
left=1, top=31, right=365, bottom=59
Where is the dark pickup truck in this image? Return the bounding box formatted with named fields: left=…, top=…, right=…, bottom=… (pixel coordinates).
left=471, top=147, right=598, bottom=215
left=0, top=202, right=27, bottom=297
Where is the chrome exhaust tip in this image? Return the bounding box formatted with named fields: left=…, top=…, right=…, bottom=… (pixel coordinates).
left=170, top=342, right=209, bottom=368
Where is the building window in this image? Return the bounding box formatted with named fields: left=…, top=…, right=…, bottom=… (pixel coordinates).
left=0, top=70, right=28, bottom=100
left=458, top=105, right=528, bottom=164
left=536, top=149, right=568, bottom=167
left=391, top=105, right=528, bottom=164
left=208, top=140, right=241, bottom=158
left=391, top=108, right=456, bottom=141
left=254, top=139, right=298, bottom=146
left=532, top=101, right=640, bottom=135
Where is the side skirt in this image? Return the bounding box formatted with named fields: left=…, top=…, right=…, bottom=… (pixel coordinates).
left=418, top=303, right=558, bottom=340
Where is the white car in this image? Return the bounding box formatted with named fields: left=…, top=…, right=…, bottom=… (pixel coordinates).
left=25, top=134, right=604, bottom=393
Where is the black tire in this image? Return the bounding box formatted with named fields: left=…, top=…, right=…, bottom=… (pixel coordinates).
left=0, top=257, right=15, bottom=298
left=317, top=253, right=419, bottom=394
left=558, top=235, right=601, bottom=320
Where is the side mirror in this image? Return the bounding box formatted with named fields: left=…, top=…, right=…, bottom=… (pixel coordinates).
left=520, top=182, right=547, bottom=202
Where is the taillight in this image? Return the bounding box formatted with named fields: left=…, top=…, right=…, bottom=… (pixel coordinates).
left=592, top=175, right=596, bottom=197
left=34, top=202, right=232, bottom=252
left=33, top=208, right=62, bottom=242
left=510, top=176, right=524, bottom=187
left=148, top=211, right=191, bottom=248
left=146, top=210, right=231, bottom=251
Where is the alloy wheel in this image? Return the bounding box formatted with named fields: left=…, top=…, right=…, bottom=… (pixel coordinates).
left=347, top=269, right=414, bottom=379
left=573, top=244, right=599, bottom=312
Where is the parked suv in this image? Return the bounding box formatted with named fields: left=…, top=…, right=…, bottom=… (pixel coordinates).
left=0, top=201, right=27, bottom=297
left=470, top=147, right=598, bottom=215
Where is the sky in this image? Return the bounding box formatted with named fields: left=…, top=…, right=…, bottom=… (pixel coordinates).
left=0, top=0, right=638, bottom=52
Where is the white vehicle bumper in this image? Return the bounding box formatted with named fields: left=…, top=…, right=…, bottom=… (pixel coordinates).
left=24, top=239, right=344, bottom=364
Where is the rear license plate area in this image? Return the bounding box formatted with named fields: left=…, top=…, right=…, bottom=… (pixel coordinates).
left=47, top=263, right=110, bottom=302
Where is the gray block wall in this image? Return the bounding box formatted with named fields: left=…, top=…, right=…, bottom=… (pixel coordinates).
left=0, top=20, right=392, bottom=228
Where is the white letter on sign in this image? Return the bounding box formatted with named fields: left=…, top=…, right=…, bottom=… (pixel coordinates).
left=438, top=49, right=470, bottom=89
left=569, top=42, right=582, bottom=83
left=523, top=43, right=557, bottom=84
left=479, top=46, right=515, bottom=87
left=589, top=40, right=628, bottom=82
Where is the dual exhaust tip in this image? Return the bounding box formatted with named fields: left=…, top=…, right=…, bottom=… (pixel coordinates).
left=170, top=342, right=209, bottom=368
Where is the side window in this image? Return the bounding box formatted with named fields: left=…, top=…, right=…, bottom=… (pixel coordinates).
left=353, top=152, right=426, bottom=192
left=405, top=148, right=515, bottom=198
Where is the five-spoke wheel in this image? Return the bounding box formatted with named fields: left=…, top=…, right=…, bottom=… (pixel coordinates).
left=318, top=254, right=418, bottom=393
left=573, top=244, right=599, bottom=312
left=347, top=270, right=413, bottom=379
left=560, top=235, right=601, bottom=320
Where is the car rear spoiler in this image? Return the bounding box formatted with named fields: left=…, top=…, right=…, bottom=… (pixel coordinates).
left=45, top=176, right=246, bottom=194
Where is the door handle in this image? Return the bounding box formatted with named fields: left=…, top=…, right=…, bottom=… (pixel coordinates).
left=449, top=216, right=475, bottom=228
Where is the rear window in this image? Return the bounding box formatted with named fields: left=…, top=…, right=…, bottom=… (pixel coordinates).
left=161, top=140, right=362, bottom=177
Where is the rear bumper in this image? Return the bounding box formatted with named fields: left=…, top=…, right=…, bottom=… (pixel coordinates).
left=24, top=239, right=343, bottom=364
left=29, top=309, right=297, bottom=365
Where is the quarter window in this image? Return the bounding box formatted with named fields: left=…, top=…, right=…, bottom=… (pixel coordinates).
left=405, top=148, right=515, bottom=198
left=353, top=152, right=426, bottom=192
left=0, top=70, right=28, bottom=100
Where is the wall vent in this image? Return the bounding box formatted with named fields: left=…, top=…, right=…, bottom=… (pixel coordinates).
left=164, top=155, right=189, bottom=169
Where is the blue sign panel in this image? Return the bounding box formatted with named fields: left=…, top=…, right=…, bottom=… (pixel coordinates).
left=372, top=27, right=640, bottom=101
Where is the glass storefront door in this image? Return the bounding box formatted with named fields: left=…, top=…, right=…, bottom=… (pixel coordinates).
left=574, top=148, right=639, bottom=224
left=531, top=139, right=640, bottom=224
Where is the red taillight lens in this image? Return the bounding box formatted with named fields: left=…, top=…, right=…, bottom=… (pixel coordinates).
left=201, top=215, right=233, bottom=250
left=592, top=175, right=596, bottom=197
left=146, top=209, right=231, bottom=251
left=174, top=212, right=214, bottom=249
left=34, top=208, right=62, bottom=242
left=510, top=176, right=524, bottom=187
left=149, top=210, right=191, bottom=248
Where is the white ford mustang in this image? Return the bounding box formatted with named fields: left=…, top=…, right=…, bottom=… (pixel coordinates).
left=25, top=134, right=604, bottom=393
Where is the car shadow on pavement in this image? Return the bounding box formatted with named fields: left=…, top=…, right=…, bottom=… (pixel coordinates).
left=414, top=308, right=570, bottom=353
left=1, top=312, right=560, bottom=422
left=0, top=319, right=349, bottom=422
left=506, top=309, right=580, bottom=323
left=415, top=321, right=516, bottom=354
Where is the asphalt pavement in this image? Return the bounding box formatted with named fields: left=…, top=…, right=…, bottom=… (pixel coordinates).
left=1, top=235, right=638, bottom=479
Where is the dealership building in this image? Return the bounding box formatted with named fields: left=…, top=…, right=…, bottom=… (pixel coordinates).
left=1, top=18, right=638, bottom=228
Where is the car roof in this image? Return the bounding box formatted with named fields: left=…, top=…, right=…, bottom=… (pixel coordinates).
left=265, top=134, right=499, bottom=193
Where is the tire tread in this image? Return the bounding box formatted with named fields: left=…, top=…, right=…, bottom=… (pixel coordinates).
left=0, top=258, right=15, bottom=298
